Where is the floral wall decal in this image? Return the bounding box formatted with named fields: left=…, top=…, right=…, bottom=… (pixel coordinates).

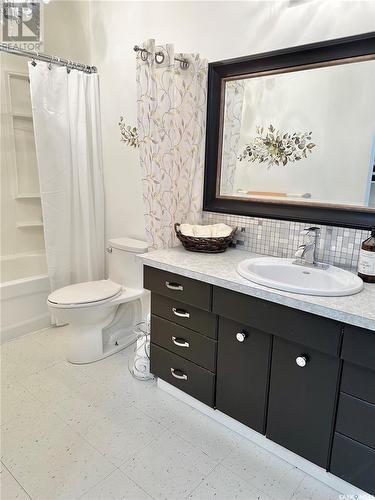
left=238, top=124, right=316, bottom=167
left=119, top=116, right=139, bottom=148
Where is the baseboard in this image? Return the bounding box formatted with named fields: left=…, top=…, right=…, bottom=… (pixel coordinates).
left=1, top=314, right=51, bottom=344
left=158, top=379, right=371, bottom=498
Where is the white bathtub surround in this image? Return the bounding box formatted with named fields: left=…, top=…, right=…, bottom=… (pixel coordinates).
left=137, top=39, right=207, bottom=250
left=1, top=327, right=340, bottom=500
left=28, top=62, right=105, bottom=292
left=139, top=246, right=375, bottom=331
left=0, top=253, right=50, bottom=343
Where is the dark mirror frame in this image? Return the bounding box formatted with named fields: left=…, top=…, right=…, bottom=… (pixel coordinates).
left=203, top=33, right=375, bottom=230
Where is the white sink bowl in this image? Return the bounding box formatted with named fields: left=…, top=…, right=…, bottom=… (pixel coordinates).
left=237, top=257, right=364, bottom=296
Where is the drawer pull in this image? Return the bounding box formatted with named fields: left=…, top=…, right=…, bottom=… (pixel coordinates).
left=170, top=368, right=188, bottom=380
left=166, top=281, right=184, bottom=291
left=296, top=355, right=308, bottom=367
left=172, top=336, right=190, bottom=348
left=172, top=307, right=190, bottom=318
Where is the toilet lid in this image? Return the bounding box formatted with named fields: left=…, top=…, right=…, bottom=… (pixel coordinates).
left=48, top=280, right=122, bottom=305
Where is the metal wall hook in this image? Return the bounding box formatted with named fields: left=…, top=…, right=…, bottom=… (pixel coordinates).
left=176, top=57, right=190, bottom=70
left=134, top=45, right=149, bottom=61
left=155, top=51, right=165, bottom=64
left=133, top=44, right=189, bottom=69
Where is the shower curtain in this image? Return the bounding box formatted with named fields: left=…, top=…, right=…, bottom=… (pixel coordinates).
left=28, top=62, right=105, bottom=292
left=136, top=40, right=208, bottom=250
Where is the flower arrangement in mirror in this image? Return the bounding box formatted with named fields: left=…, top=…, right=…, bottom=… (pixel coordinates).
left=238, top=124, right=315, bottom=167
left=119, top=116, right=139, bottom=148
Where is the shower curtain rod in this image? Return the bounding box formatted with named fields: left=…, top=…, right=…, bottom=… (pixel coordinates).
left=0, top=43, right=97, bottom=74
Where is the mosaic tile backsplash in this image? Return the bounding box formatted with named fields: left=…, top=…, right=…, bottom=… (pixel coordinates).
left=202, top=211, right=371, bottom=272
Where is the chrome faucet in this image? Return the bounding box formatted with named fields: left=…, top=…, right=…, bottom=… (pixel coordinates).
left=293, top=227, right=327, bottom=269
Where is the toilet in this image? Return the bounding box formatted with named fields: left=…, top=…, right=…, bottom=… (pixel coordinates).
left=47, top=237, right=149, bottom=364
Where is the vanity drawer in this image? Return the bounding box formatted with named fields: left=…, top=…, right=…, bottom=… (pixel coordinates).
left=341, top=325, right=375, bottom=371
left=213, top=287, right=342, bottom=355
left=341, top=362, right=375, bottom=405
left=151, top=294, right=217, bottom=339
left=336, top=393, right=375, bottom=449
left=144, top=266, right=212, bottom=311
left=150, top=344, right=215, bottom=407
left=151, top=315, right=217, bottom=372
left=330, top=433, right=375, bottom=495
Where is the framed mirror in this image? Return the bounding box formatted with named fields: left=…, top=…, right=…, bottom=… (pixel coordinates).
left=203, top=33, right=375, bottom=229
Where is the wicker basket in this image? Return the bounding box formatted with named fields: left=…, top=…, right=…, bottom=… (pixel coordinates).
left=174, top=223, right=237, bottom=253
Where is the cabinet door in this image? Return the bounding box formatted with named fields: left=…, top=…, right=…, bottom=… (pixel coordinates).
left=216, top=317, right=271, bottom=433
left=267, top=337, right=340, bottom=468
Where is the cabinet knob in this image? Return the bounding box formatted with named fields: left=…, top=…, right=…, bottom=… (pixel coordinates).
left=296, top=355, right=308, bottom=367
left=236, top=331, right=248, bottom=342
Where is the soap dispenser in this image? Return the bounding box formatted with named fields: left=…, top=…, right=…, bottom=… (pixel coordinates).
left=357, top=227, right=375, bottom=283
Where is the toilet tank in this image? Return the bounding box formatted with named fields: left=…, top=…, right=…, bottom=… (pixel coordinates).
left=107, top=237, right=148, bottom=289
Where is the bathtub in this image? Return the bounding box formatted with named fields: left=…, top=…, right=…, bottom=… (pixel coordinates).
left=0, top=253, right=51, bottom=343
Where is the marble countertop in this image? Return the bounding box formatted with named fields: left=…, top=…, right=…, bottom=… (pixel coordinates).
left=140, top=246, right=375, bottom=332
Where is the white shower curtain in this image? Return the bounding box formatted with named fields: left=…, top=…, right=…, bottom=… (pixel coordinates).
left=28, top=62, right=105, bottom=292
left=136, top=40, right=208, bottom=250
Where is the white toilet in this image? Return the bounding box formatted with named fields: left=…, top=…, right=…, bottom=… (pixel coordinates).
left=47, top=237, right=149, bottom=364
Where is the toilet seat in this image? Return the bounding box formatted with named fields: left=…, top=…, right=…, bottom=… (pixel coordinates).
left=48, top=280, right=122, bottom=307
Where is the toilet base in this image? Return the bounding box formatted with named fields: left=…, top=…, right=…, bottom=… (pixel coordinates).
left=67, top=328, right=137, bottom=364
left=62, top=298, right=144, bottom=364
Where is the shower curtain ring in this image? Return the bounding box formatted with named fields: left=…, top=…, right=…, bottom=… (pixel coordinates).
left=31, top=50, right=38, bottom=66
left=155, top=51, right=165, bottom=64
left=48, top=56, right=58, bottom=70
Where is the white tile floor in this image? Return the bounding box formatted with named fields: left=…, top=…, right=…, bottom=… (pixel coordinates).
left=1, top=327, right=341, bottom=500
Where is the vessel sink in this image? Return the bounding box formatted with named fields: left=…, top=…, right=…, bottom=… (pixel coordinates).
left=237, top=257, right=364, bottom=296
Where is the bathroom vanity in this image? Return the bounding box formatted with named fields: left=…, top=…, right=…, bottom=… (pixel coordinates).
left=141, top=247, right=375, bottom=496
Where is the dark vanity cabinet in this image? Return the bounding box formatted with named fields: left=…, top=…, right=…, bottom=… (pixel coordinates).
left=144, top=266, right=217, bottom=407
left=213, top=287, right=342, bottom=468
left=267, top=337, right=340, bottom=467
left=330, top=325, right=375, bottom=494
left=144, top=265, right=375, bottom=495
left=216, top=317, right=271, bottom=433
